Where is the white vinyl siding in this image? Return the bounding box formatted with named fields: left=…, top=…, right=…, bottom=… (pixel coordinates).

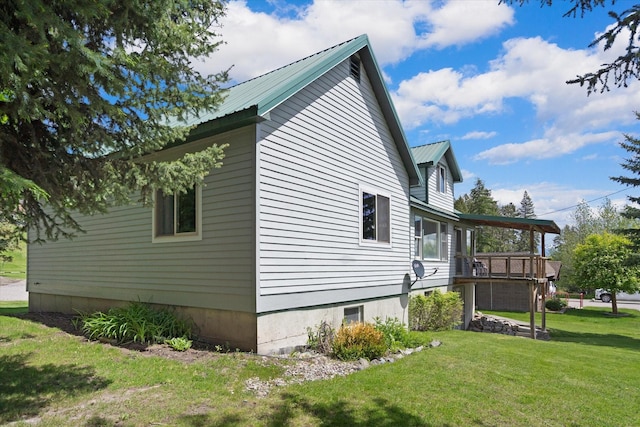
left=257, top=58, right=410, bottom=311
left=27, top=127, right=257, bottom=313
left=428, top=160, right=455, bottom=212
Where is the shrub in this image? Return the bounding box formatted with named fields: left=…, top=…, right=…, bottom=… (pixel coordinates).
left=332, top=322, right=386, bottom=361
left=409, top=290, right=464, bottom=331
left=545, top=297, right=567, bottom=311
left=373, top=316, right=409, bottom=352
left=77, top=301, right=193, bottom=345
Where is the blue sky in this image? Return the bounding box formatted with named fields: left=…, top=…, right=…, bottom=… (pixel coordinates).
left=199, top=0, right=640, bottom=227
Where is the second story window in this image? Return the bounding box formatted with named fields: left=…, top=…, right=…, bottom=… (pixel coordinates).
left=438, top=165, right=446, bottom=193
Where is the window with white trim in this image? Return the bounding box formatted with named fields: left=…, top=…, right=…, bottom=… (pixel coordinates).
left=437, top=165, right=447, bottom=193
left=361, top=189, right=390, bottom=244
left=153, top=185, right=202, bottom=242
left=414, top=215, right=448, bottom=261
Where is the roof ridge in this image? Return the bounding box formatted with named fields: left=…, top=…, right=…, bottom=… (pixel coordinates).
left=226, top=35, right=364, bottom=90
left=411, top=140, right=450, bottom=149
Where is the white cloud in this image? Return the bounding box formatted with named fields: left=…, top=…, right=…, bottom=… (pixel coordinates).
left=475, top=131, right=620, bottom=164
left=199, top=1, right=639, bottom=168
left=201, top=0, right=515, bottom=83
left=461, top=131, right=497, bottom=140
left=460, top=168, right=475, bottom=182
left=416, top=0, right=514, bottom=49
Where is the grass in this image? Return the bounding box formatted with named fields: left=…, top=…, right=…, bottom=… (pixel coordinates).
left=0, top=240, right=26, bottom=279
left=0, top=301, right=28, bottom=315
left=1, top=307, right=639, bottom=426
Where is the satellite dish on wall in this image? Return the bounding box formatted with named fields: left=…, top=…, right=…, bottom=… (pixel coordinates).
left=410, top=260, right=438, bottom=288
left=412, top=260, right=425, bottom=279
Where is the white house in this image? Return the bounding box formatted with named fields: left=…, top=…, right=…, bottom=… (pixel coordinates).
left=28, top=35, right=555, bottom=353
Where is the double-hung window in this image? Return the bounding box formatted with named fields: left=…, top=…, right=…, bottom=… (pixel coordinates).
left=361, top=188, right=391, bottom=244
left=153, top=185, right=202, bottom=242
left=414, top=216, right=448, bottom=260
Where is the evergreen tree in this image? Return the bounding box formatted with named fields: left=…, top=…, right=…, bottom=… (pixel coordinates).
left=611, top=121, right=640, bottom=264
left=464, top=179, right=501, bottom=253
left=515, top=191, right=540, bottom=252
left=0, top=1, right=229, bottom=240
left=495, top=203, right=519, bottom=252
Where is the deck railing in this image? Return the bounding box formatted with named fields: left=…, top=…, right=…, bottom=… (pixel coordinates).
left=455, top=254, right=548, bottom=281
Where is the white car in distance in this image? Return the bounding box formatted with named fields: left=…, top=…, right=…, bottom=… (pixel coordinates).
left=595, top=288, right=640, bottom=303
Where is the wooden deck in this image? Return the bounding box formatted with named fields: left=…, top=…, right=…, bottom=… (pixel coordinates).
left=453, top=254, right=549, bottom=284
left=453, top=254, right=553, bottom=339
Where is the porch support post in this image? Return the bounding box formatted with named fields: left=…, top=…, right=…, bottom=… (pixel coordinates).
left=529, top=281, right=536, bottom=339
left=541, top=233, right=547, bottom=331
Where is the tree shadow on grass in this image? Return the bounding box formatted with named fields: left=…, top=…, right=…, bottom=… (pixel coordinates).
left=266, top=393, right=435, bottom=427
left=0, top=353, right=111, bottom=424
left=177, top=393, right=437, bottom=427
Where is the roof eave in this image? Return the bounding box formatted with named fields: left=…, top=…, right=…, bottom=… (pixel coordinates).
left=359, top=40, right=422, bottom=187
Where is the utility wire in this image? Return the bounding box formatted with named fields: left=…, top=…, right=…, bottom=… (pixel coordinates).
left=538, top=187, right=630, bottom=217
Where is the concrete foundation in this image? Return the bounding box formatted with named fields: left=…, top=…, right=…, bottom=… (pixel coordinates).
left=256, top=295, right=408, bottom=354
left=29, top=292, right=258, bottom=352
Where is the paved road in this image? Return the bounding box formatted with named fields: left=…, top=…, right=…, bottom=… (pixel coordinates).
left=567, top=298, right=640, bottom=311
left=0, top=279, right=28, bottom=301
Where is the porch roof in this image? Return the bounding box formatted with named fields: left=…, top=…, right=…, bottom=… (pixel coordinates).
left=458, top=213, right=561, bottom=234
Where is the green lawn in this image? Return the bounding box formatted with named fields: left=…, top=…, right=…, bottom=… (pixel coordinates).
left=1, top=306, right=639, bottom=426
left=0, top=241, right=26, bottom=279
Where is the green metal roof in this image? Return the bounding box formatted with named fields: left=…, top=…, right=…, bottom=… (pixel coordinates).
left=176, top=34, right=421, bottom=186
left=411, top=140, right=463, bottom=183
left=458, top=213, right=561, bottom=234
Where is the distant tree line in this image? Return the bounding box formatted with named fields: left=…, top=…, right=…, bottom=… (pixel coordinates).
left=455, top=179, right=540, bottom=253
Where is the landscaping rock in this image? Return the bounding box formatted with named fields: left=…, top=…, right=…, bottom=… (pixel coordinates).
left=468, top=312, right=550, bottom=340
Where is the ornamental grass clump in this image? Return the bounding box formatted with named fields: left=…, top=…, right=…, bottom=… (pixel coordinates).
left=77, top=301, right=193, bottom=345
left=331, top=322, right=386, bottom=361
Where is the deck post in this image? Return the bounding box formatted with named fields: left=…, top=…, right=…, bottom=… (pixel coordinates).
left=529, top=281, right=536, bottom=339
left=541, top=234, right=547, bottom=331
